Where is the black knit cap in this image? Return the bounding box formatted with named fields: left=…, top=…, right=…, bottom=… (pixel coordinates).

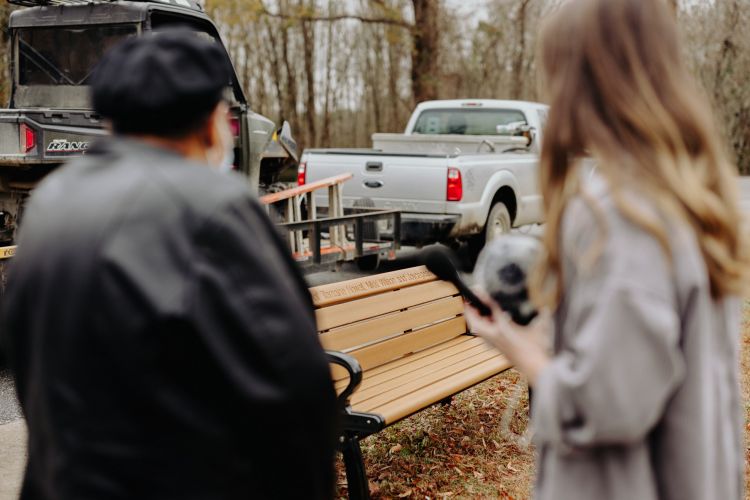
left=91, top=29, right=232, bottom=138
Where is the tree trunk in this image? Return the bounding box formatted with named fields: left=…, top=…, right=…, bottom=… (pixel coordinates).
left=364, top=25, right=382, bottom=133
left=300, top=0, right=317, bottom=147
left=511, top=0, right=530, bottom=100
left=263, top=18, right=287, bottom=123
left=0, top=3, right=12, bottom=106
left=386, top=28, right=401, bottom=131
left=410, top=0, right=440, bottom=104
left=279, top=1, right=299, bottom=134
left=321, top=0, right=335, bottom=147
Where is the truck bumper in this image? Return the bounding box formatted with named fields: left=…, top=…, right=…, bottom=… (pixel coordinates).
left=397, top=213, right=460, bottom=246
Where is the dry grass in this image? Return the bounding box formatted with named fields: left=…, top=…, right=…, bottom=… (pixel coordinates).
left=335, top=300, right=750, bottom=499
left=334, top=370, right=535, bottom=499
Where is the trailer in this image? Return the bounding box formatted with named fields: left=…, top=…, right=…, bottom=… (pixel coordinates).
left=261, top=174, right=401, bottom=273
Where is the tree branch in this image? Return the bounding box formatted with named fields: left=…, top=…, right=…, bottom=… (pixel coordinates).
left=258, top=5, right=414, bottom=30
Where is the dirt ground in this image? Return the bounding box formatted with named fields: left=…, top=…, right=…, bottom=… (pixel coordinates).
left=336, top=300, right=750, bottom=499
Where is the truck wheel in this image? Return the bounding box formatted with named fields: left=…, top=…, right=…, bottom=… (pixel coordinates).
left=266, top=182, right=291, bottom=194
left=355, top=254, right=380, bottom=272
left=350, top=199, right=381, bottom=272
left=486, top=202, right=512, bottom=242
left=468, top=201, right=512, bottom=264
left=259, top=182, right=298, bottom=224
left=352, top=198, right=379, bottom=241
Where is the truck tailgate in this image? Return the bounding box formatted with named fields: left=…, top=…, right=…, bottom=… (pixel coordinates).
left=0, top=109, right=106, bottom=166
left=303, top=150, right=450, bottom=214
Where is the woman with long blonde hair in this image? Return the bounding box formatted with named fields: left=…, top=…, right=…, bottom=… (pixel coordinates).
left=466, top=0, right=748, bottom=499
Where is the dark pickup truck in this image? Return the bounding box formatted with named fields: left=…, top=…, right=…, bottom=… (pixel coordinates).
left=0, top=0, right=304, bottom=366
left=0, top=0, right=296, bottom=253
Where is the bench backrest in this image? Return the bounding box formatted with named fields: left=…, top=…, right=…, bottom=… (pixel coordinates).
left=309, top=266, right=467, bottom=378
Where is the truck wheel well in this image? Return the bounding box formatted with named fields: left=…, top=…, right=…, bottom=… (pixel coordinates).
left=491, top=187, right=517, bottom=224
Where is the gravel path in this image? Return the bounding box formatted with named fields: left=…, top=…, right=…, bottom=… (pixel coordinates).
left=0, top=370, right=21, bottom=426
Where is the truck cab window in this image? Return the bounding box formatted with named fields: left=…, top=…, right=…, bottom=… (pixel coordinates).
left=412, top=109, right=528, bottom=136
left=18, top=25, right=137, bottom=86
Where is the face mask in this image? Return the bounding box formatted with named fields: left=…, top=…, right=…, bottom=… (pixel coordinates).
left=218, top=144, right=235, bottom=174
left=208, top=112, right=236, bottom=173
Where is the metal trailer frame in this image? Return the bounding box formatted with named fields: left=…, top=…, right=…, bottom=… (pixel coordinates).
left=276, top=209, right=402, bottom=272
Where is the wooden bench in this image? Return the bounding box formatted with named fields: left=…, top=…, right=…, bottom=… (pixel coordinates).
left=309, top=266, right=513, bottom=499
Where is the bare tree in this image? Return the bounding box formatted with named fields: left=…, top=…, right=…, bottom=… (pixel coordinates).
left=410, top=0, right=440, bottom=103
left=299, top=0, right=317, bottom=146
left=510, top=0, right=531, bottom=99
left=202, top=0, right=749, bottom=168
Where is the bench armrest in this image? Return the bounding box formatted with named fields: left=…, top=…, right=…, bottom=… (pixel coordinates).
left=326, top=350, right=362, bottom=408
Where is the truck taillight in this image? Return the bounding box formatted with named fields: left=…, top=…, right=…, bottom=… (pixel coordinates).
left=20, top=124, right=36, bottom=153
left=229, top=117, right=241, bottom=138
left=297, top=162, right=307, bottom=186
left=447, top=167, right=462, bottom=201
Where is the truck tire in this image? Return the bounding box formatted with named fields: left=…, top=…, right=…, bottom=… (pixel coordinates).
left=355, top=253, right=380, bottom=272
left=469, top=201, right=512, bottom=263
left=485, top=202, right=512, bottom=242
left=352, top=198, right=379, bottom=240
left=259, top=182, right=295, bottom=224
left=352, top=198, right=380, bottom=272
left=263, top=182, right=292, bottom=194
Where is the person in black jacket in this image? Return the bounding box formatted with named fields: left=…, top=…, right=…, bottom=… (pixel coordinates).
left=2, top=31, right=337, bottom=500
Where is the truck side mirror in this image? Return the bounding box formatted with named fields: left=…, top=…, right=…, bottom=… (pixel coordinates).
left=496, top=122, right=536, bottom=147
left=276, top=121, right=299, bottom=163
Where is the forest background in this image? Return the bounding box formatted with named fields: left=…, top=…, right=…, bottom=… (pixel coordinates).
left=0, top=0, right=747, bottom=173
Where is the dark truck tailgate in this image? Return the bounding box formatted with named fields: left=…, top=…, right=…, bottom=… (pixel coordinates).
left=0, top=109, right=106, bottom=166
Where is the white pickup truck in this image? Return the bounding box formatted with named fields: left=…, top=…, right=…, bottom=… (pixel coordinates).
left=299, top=99, right=548, bottom=254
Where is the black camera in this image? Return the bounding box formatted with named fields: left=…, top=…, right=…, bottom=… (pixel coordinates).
left=473, top=234, right=542, bottom=326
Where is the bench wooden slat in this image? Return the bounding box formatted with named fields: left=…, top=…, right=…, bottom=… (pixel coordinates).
left=355, top=346, right=503, bottom=410
left=309, top=266, right=437, bottom=307
left=372, top=355, right=513, bottom=425
left=347, top=316, right=466, bottom=372
left=348, top=340, right=494, bottom=403
left=331, top=335, right=470, bottom=384
left=334, top=336, right=482, bottom=390
left=316, top=280, right=458, bottom=332
left=345, top=336, right=469, bottom=380
left=319, top=295, right=463, bottom=352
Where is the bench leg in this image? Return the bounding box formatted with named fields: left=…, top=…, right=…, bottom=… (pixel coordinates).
left=528, top=386, right=534, bottom=417
left=341, top=434, right=370, bottom=500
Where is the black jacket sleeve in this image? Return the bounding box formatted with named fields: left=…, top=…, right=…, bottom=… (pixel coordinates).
left=187, top=193, right=337, bottom=499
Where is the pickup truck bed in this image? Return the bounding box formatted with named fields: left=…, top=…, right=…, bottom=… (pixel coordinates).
left=302, top=148, right=541, bottom=245
left=300, top=99, right=548, bottom=249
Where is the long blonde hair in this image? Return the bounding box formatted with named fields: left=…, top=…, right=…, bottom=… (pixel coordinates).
left=532, top=0, right=748, bottom=306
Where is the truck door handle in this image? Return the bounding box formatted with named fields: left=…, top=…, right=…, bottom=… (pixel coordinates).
left=366, top=162, right=383, bottom=172
left=364, top=180, right=384, bottom=189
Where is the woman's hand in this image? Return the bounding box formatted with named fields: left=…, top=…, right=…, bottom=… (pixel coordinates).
left=464, top=293, right=552, bottom=387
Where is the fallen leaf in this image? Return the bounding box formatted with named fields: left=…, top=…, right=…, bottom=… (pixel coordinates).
left=389, top=443, right=403, bottom=454
left=368, top=481, right=380, bottom=495
left=397, top=488, right=412, bottom=497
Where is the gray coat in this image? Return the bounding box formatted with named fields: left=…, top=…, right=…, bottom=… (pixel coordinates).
left=532, top=178, right=744, bottom=500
